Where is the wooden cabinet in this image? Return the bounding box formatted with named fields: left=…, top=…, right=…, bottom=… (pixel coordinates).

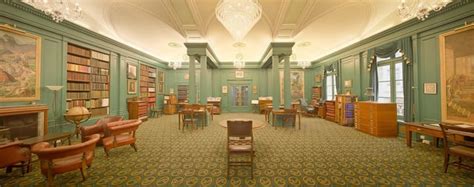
left=258, top=97, right=272, bottom=114
left=128, top=101, right=148, bottom=121
left=325, top=101, right=336, bottom=122
left=163, top=94, right=177, bottom=114
left=207, top=97, right=222, bottom=114
left=354, top=101, right=397, bottom=137
left=335, top=95, right=358, bottom=126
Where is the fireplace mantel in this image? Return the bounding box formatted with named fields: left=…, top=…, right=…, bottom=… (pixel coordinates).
left=0, top=105, right=49, bottom=135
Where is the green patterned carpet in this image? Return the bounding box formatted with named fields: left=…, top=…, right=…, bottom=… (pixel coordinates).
left=1, top=113, right=474, bottom=186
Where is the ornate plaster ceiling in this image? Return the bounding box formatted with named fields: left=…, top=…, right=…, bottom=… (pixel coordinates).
left=73, top=0, right=405, bottom=63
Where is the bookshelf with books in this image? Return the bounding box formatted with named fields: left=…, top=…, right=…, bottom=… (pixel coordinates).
left=66, top=44, right=110, bottom=117
left=335, top=95, right=358, bottom=126
left=310, top=87, right=321, bottom=105
left=177, top=85, right=189, bottom=103
left=139, top=64, right=157, bottom=111
left=324, top=101, right=336, bottom=122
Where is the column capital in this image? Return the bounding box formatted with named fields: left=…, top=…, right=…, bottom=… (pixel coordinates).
left=260, top=42, right=295, bottom=68
left=184, top=43, right=219, bottom=68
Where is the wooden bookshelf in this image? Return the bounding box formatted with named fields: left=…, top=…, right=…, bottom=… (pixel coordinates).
left=140, top=64, right=157, bottom=110
left=324, top=100, right=336, bottom=122
left=66, top=44, right=110, bottom=117
left=311, top=87, right=321, bottom=105
left=335, top=95, right=358, bottom=126
left=177, top=85, right=189, bottom=103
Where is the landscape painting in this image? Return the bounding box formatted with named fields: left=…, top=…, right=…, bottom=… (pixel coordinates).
left=0, top=25, right=41, bottom=102
left=440, top=24, right=474, bottom=125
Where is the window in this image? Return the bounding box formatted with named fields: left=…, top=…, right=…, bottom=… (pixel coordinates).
left=376, top=52, right=404, bottom=116
left=325, top=74, right=337, bottom=100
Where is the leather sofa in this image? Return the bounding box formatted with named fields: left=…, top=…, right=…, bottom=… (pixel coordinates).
left=31, top=134, right=100, bottom=185
left=80, top=116, right=123, bottom=144
left=102, top=120, right=142, bottom=157
left=0, top=140, right=31, bottom=175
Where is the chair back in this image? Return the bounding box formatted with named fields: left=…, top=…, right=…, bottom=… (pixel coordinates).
left=192, top=104, right=202, bottom=110
left=299, top=98, right=308, bottom=107
left=440, top=123, right=474, bottom=148
left=227, top=120, right=253, bottom=138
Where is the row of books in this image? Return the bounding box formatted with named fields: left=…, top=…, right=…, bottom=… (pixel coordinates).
left=91, top=67, right=109, bottom=75
left=67, top=54, right=90, bottom=66
left=66, top=98, right=109, bottom=109
left=68, top=45, right=91, bottom=58
left=91, top=59, right=109, bottom=69
left=91, top=91, right=109, bottom=98
left=67, top=92, right=90, bottom=100
left=91, top=75, right=108, bottom=83
left=91, top=83, right=109, bottom=91
left=67, top=63, right=90, bottom=73
left=90, top=107, right=109, bottom=117
left=91, top=51, right=110, bottom=62
left=67, top=72, right=90, bottom=82
left=67, top=82, right=90, bottom=91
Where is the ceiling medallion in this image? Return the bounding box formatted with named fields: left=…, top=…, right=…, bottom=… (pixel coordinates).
left=233, top=42, right=247, bottom=48
left=215, top=0, right=262, bottom=41
left=168, top=42, right=182, bottom=48
left=297, top=42, right=311, bottom=48
left=21, top=0, right=82, bottom=23
left=398, top=0, right=452, bottom=21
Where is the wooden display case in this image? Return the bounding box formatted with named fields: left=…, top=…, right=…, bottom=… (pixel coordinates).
left=335, top=95, right=358, bottom=126
left=207, top=97, right=222, bottom=114
left=164, top=94, right=177, bottom=114
left=324, top=101, right=336, bottom=122
left=128, top=101, right=148, bottom=121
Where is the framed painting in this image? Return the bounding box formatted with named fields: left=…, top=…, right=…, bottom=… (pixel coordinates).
left=279, top=70, right=304, bottom=104
left=0, top=25, right=41, bottom=102
left=423, top=83, right=437, bottom=95
left=127, top=79, right=137, bottom=94
left=440, top=24, right=474, bottom=124
left=127, top=64, right=137, bottom=79
left=235, top=70, right=244, bottom=78
left=157, top=71, right=164, bottom=94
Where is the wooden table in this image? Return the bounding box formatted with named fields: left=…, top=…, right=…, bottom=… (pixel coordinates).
left=271, top=110, right=301, bottom=130
left=178, top=109, right=207, bottom=130
left=21, top=132, right=72, bottom=147
left=219, top=118, right=267, bottom=129
left=404, top=122, right=474, bottom=148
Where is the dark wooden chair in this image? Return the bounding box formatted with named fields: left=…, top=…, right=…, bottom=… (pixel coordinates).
left=227, top=120, right=254, bottom=179
left=440, top=123, right=474, bottom=173
left=181, top=109, right=197, bottom=131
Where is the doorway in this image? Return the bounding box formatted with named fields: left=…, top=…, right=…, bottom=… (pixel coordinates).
left=228, top=83, right=251, bottom=112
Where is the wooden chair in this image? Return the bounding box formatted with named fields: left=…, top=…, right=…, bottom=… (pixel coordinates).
left=181, top=109, right=197, bottom=131
left=31, top=134, right=100, bottom=186
left=192, top=104, right=206, bottom=129
left=102, top=120, right=142, bottom=157
left=440, top=123, right=474, bottom=173
left=149, top=107, right=163, bottom=118
left=227, top=120, right=254, bottom=179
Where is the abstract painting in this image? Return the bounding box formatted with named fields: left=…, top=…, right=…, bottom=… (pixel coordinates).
left=280, top=70, right=304, bottom=104
left=0, top=25, right=41, bottom=102
left=440, top=24, right=474, bottom=124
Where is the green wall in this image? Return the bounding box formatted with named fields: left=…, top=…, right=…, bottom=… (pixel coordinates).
left=0, top=0, right=167, bottom=133
left=310, top=0, right=474, bottom=123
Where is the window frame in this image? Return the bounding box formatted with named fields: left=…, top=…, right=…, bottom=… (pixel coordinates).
left=376, top=54, right=404, bottom=117
left=325, top=72, right=337, bottom=101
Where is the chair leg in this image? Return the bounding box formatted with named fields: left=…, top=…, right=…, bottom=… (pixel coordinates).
left=250, top=152, right=254, bottom=179
left=131, top=143, right=138, bottom=152
left=458, top=157, right=462, bottom=169
left=444, top=154, right=450, bottom=173
left=227, top=152, right=230, bottom=177
left=80, top=168, right=87, bottom=181
left=6, top=166, right=12, bottom=173
left=104, top=147, right=110, bottom=158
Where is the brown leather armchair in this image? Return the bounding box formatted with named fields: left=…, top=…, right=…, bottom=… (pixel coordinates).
left=31, top=134, right=100, bottom=185
left=102, top=120, right=142, bottom=157
left=0, top=140, right=31, bottom=175
left=80, top=115, right=123, bottom=144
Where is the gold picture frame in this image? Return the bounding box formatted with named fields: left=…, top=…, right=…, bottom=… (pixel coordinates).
left=440, top=24, right=474, bottom=124
left=0, top=25, right=41, bottom=102
left=127, top=79, right=137, bottom=94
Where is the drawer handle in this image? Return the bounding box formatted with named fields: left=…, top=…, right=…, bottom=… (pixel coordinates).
left=416, top=128, right=421, bottom=131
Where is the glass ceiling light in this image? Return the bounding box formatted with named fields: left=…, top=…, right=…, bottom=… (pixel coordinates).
left=215, top=0, right=262, bottom=41
left=21, top=0, right=82, bottom=23
left=168, top=54, right=184, bottom=70
left=233, top=53, right=246, bottom=70
left=398, top=0, right=452, bottom=21
left=292, top=54, right=311, bottom=69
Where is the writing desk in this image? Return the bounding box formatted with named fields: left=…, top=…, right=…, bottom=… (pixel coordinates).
left=404, top=122, right=474, bottom=148
left=271, top=110, right=301, bottom=130
left=178, top=109, right=207, bottom=130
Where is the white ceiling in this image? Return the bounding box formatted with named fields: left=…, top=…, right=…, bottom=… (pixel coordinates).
left=72, top=0, right=405, bottom=63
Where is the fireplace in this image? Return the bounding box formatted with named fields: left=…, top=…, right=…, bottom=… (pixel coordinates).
left=0, top=105, right=48, bottom=141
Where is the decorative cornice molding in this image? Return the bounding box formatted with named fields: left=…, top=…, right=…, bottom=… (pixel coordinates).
left=1, top=0, right=169, bottom=67
left=312, top=0, right=474, bottom=65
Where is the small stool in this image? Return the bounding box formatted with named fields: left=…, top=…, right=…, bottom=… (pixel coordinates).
left=150, top=108, right=163, bottom=118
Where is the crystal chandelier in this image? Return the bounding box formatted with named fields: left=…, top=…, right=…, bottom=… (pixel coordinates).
left=21, top=0, right=82, bottom=23
left=297, top=60, right=311, bottom=69
left=215, top=0, right=262, bottom=41
left=398, top=0, right=452, bottom=21
left=168, top=55, right=183, bottom=70
left=233, top=53, right=246, bottom=69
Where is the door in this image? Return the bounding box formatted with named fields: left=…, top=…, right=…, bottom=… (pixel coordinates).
left=228, top=83, right=251, bottom=112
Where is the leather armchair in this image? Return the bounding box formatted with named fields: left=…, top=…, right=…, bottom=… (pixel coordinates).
left=0, top=140, right=31, bottom=175
left=80, top=115, right=123, bottom=144
left=102, top=120, right=142, bottom=157
left=299, top=98, right=315, bottom=116
left=31, top=134, right=100, bottom=186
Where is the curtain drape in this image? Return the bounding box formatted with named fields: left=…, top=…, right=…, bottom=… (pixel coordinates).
left=335, top=60, right=342, bottom=95
left=399, top=37, right=414, bottom=122
left=367, top=48, right=377, bottom=100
